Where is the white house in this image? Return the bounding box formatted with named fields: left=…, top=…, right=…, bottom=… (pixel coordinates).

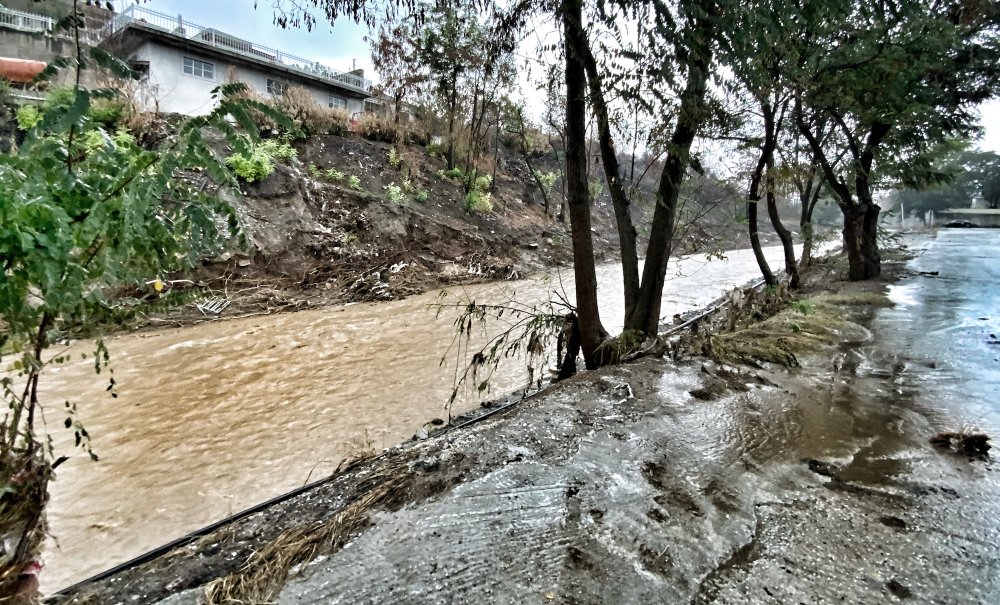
left=102, top=5, right=371, bottom=117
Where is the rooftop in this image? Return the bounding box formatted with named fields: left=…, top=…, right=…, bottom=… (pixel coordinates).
left=109, top=5, right=372, bottom=95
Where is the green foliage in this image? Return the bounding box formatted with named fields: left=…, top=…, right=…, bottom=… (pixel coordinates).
left=384, top=183, right=405, bottom=204
left=435, top=290, right=573, bottom=417
left=464, top=172, right=493, bottom=213
left=42, top=86, right=77, bottom=111
left=308, top=163, right=322, bottom=179
left=325, top=168, right=345, bottom=182
left=261, top=138, right=297, bottom=162
left=792, top=300, right=814, bottom=315
left=465, top=189, right=492, bottom=214
left=388, top=147, right=402, bottom=169
left=226, top=144, right=275, bottom=183
left=15, top=105, right=41, bottom=130
left=473, top=174, right=492, bottom=192
left=111, top=127, right=136, bottom=148
left=895, top=146, right=1000, bottom=213
left=224, top=137, right=296, bottom=183
left=438, top=167, right=464, bottom=181
left=88, top=101, right=124, bottom=128
left=1, top=81, right=252, bottom=465
left=347, top=175, right=362, bottom=191
left=415, top=189, right=429, bottom=203
left=533, top=170, right=558, bottom=194
left=588, top=179, right=603, bottom=200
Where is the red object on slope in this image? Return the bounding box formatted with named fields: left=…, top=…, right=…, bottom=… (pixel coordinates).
left=0, top=57, right=46, bottom=83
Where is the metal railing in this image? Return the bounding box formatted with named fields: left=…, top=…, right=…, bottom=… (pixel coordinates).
left=0, top=4, right=55, bottom=34
left=111, top=5, right=372, bottom=93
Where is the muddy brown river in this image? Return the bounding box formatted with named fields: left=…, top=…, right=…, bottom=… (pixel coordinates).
left=38, top=245, right=804, bottom=593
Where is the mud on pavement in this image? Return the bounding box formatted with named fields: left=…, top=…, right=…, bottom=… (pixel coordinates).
left=54, top=247, right=1000, bottom=605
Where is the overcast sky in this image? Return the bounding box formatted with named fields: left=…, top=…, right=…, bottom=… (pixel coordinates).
left=118, top=0, right=999, bottom=154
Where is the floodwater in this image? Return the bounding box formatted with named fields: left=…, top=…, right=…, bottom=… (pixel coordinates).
left=874, top=229, right=1000, bottom=438
left=38, top=244, right=800, bottom=593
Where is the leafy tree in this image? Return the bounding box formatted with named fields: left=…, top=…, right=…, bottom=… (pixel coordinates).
left=895, top=145, right=1000, bottom=213
left=576, top=0, right=728, bottom=342
left=368, top=9, right=425, bottom=132
left=792, top=0, right=1000, bottom=280
left=278, top=0, right=730, bottom=364
left=416, top=0, right=489, bottom=170
left=0, top=48, right=279, bottom=592
left=984, top=161, right=1000, bottom=209
left=720, top=0, right=802, bottom=288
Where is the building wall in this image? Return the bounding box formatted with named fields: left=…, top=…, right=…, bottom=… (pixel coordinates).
left=134, top=42, right=219, bottom=115
left=133, top=41, right=366, bottom=117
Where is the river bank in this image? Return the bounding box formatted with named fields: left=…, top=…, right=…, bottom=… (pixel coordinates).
left=52, top=231, right=1000, bottom=604
left=38, top=244, right=803, bottom=593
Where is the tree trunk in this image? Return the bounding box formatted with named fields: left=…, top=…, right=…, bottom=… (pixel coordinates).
left=748, top=199, right=775, bottom=285
left=562, top=0, right=607, bottom=369
left=747, top=142, right=775, bottom=286
left=581, top=38, right=640, bottom=326
left=764, top=135, right=799, bottom=288
left=842, top=201, right=881, bottom=280
left=766, top=186, right=799, bottom=288
left=625, top=10, right=714, bottom=337
left=446, top=66, right=460, bottom=171
left=799, top=220, right=814, bottom=268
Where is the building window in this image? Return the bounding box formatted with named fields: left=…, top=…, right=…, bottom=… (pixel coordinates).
left=328, top=95, right=347, bottom=110
left=183, top=57, right=214, bottom=80
left=267, top=79, right=287, bottom=96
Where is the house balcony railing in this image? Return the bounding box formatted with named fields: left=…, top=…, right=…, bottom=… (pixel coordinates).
left=110, top=5, right=372, bottom=93
left=0, top=4, right=55, bottom=34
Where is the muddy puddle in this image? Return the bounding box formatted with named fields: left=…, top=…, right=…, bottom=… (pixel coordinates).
left=38, top=244, right=807, bottom=593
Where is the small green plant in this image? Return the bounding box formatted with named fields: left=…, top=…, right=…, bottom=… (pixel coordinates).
left=463, top=171, right=493, bottom=213
left=15, top=105, right=41, bottom=130
left=427, top=141, right=444, bottom=157
left=260, top=138, right=297, bottom=162
left=588, top=179, right=603, bottom=199
left=474, top=174, right=492, bottom=192
left=792, top=300, right=814, bottom=315
left=401, top=177, right=413, bottom=193
left=388, top=147, right=401, bottom=169
left=385, top=183, right=405, bottom=204
left=325, top=168, right=344, bottom=182
left=88, top=101, right=124, bottom=128
left=308, top=163, right=322, bottom=178
left=465, top=189, right=493, bottom=213
left=438, top=167, right=464, bottom=181
left=348, top=175, right=362, bottom=191
left=111, top=128, right=136, bottom=148
left=225, top=137, right=297, bottom=183
left=226, top=149, right=274, bottom=183
left=534, top=170, right=558, bottom=194
left=415, top=189, right=429, bottom=203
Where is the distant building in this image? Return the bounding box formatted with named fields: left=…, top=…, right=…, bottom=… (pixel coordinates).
left=102, top=5, right=372, bottom=117
left=0, top=3, right=373, bottom=117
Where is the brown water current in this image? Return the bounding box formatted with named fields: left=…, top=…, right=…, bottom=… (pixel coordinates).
left=37, top=245, right=801, bottom=593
